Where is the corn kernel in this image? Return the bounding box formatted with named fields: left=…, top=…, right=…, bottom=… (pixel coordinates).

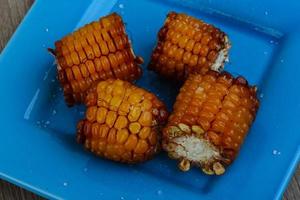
left=110, top=96, right=123, bottom=111
left=124, top=134, right=138, bottom=150
left=99, top=124, right=109, bottom=138
left=114, top=116, right=128, bottom=130
left=139, top=127, right=151, bottom=139
left=119, top=101, right=131, bottom=115
left=134, top=140, right=149, bottom=154
left=96, top=107, right=108, bottom=124
left=128, top=106, right=142, bottom=122
left=53, top=13, right=142, bottom=106
left=77, top=79, right=169, bottom=163
left=129, top=122, right=141, bottom=134
left=86, top=106, right=97, bottom=122
left=105, top=111, right=117, bottom=128
left=128, top=93, right=143, bottom=104
left=116, top=129, right=129, bottom=144
left=107, top=128, right=117, bottom=144
left=162, top=71, right=259, bottom=174
left=148, top=131, right=157, bottom=145
left=141, top=99, right=152, bottom=111
left=149, top=12, right=230, bottom=81
left=138, top=111, right=152, bottom=127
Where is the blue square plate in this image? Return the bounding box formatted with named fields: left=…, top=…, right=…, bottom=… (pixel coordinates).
left=0, top=0, right=300, bottom=199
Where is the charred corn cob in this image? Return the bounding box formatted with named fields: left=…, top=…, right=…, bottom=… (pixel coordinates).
left=51, top=13, right=143, bottom=106
left=149, top=12, right=230, bottom=81
left=163, top=71, right=259, bottom=175
left=77, top=79, right=168, bottom=163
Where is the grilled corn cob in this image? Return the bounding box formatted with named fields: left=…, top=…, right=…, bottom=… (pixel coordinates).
left=163, top=71, right=259, bottom=175
left=52, top=13, right=143, bottom=106
left=149, top=12, right=230, bottom=81
left=77, top=79, right=168, bottom=163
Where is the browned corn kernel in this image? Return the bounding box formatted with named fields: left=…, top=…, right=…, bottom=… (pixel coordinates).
left=51, top=13, right=143, bottom=106
left=163, top=71, right=259, bottom=175
left=77, top=79, right=169, bottom=163
left=149, top=12, right=231, bottom=81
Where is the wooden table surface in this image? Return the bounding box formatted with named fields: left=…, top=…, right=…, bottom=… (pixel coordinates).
left=0, top=0, right=299, bottom=199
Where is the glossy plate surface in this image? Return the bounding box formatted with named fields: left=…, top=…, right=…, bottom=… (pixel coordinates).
left=0, top=0, right=300, bottom=199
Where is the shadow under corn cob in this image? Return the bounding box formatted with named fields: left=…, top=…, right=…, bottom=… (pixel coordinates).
left=149, top=12, right=230, bottom=81
left=77, top=79, right=168, bottom=163
left=163, top=71, right=259, bottom=175
left=51, top=13, right=143, bottom=106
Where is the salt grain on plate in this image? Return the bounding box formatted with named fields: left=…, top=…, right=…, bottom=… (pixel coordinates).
left=260, top=93, right=264, bottom=98
left=272, top=149, right=281, bottom=155
left=52, top=110, right=57, bottom=115
left=63, top=182, right=68, bottom=186
left=45, top=28, right=49, bottom=32
left=119, top=4, right=124, bottom=9
left=157, top=190, right=162, bottom=195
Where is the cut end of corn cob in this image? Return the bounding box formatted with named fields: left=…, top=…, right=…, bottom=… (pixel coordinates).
left=76, top=79, right=168, bottom=164
left=149, top=12, right=230, bottom=81
left=163, top=70, right=259, bottom=175
left=51, top=13, right=143, bottom=106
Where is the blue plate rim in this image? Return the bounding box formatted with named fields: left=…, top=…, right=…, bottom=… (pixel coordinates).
left=0, top=0, right=299, bottom=199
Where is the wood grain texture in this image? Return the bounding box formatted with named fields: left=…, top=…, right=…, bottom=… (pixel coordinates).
left=0, top=181, right=44, bottom=200
left=0, top=0, right=299, bottom=199
left=0, top=0, right=34, bottom=50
